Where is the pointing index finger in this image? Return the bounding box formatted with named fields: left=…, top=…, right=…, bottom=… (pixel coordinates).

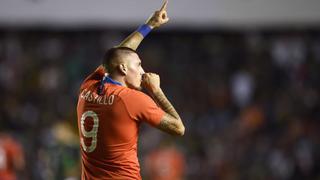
left=159, top=0, right=168, bottom=12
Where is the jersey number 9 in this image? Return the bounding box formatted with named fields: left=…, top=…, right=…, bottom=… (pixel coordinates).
left=80, top=111, right=99, bottom=153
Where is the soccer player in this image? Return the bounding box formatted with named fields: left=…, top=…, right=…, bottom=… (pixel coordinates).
left=76, top=1, right=185, bottom=179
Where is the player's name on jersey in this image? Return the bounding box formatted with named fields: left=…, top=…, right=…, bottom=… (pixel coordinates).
left=80, top=89, right=114, bottom=105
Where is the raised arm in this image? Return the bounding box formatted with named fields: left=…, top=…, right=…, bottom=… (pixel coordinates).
left=142, top=73, right=185, bottom=136
left=117, top=0, right=169, bottom=50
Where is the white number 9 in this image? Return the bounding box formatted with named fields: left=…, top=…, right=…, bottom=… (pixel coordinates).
left=80, top=111, right=99, bottom=153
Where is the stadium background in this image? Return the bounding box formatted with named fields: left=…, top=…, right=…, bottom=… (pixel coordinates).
left=0, top=0, right=320, bottom=179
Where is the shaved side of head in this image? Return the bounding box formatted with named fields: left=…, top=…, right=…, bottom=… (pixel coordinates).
left=102, top=47, right=137, bottom=74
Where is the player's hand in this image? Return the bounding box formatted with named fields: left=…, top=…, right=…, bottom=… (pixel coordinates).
left=146, top=0, right=169, bottom=29
left=142, top=73, right=161, bottom=93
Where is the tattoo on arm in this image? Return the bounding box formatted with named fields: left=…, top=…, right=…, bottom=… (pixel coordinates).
left=152, top=89, right=180, bottom=120
left=157, top=113, right=182, bottom=135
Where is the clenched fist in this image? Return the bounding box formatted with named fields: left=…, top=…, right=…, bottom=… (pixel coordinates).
left=146, top=0, right=169, bottom=29
left=142, top=73, right=161, bottom=93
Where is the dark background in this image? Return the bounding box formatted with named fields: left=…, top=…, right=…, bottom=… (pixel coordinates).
left=0, top=28, right=320, bottom=179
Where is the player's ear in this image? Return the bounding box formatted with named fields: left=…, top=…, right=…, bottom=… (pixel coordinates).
left=118, top=63, right=127, bottom=75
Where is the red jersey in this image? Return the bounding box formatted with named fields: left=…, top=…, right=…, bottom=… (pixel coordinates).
left=77, top=66, right=164, bottom=180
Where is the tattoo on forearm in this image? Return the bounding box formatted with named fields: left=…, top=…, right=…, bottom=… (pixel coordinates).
left=152, top=89, right=180, bottom=119
left=150, top=88, right=184, bottom=135
left=158, top=115, right=179, bottom=135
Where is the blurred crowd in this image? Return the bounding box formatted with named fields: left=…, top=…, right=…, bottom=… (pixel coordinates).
left=0, top=29, right=320, bottom=180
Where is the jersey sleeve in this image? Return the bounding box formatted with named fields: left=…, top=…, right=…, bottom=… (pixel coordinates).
left=122, top=90, right=165, bottom=127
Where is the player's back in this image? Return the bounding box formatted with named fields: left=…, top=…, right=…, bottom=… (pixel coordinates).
left=77, top=67, right=142, bottom=179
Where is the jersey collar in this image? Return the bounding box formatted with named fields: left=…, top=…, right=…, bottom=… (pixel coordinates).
left=102, top=75, right=122, bottom=86
left=98, top=74, right=122, bottom=95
